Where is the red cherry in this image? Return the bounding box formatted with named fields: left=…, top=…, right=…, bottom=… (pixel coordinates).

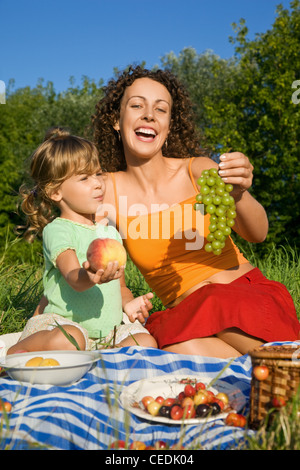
left=164, top=397, right=176, bottom=407
left=154, top=440, right=168, bottom=449
left=110, top=440, right=126, bottom=449
left=0, top=401, right=12, bottom=413
left=170, top=443, right=185, bottom=449
left=155, top=395, right=165, bottom=404
left=181, top=396, right=196, bottom=419
left=193, top=391, right=208, bottom=406
left=272, top=396, right=286, bottom=408
left=183, top=404, right=196, bottom=419
left=129, top=441, right=146, bottom=450
left=181, top=396, right=194, bottom=407
left=253, top=365, right=269, bottom=381
left=170, top=405, right=184, bottom=420
left=177, top=391, right=185, bottom=402
left=225, top=412, right=241, bottom=427
left=238, top=415, right=247, bottom=428
left=141, top=395, right=154, bottom=409
left=213, top=398, right=225, bottom=410
left=195, top=382, right=206, bottom=391
left=225, top=412, right=246, bottom=427
left=184, top=384, right=196, bottom=397
left=206, top=390, right=215, bottom=403
left=147, top=400, right=161, bottom=416
left=216, top=392, right=229, bottom=406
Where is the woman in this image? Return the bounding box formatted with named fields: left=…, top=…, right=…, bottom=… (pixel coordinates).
left=92, top=66, right=299, bottom=358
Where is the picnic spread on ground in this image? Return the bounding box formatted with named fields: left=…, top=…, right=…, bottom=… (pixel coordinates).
left=1, top=340, right=298, bottom=450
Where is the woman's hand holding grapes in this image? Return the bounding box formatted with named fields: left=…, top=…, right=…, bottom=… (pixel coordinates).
left=218, top=152, right=254, bottom=198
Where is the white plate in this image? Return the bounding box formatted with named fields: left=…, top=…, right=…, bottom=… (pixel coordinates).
left=0, top=350, right=101, bottom=386
left=120, top=374, right=245, bottom=425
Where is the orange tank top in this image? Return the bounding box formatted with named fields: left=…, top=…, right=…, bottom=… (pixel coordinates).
left=110, top=158, right=248, bottom=305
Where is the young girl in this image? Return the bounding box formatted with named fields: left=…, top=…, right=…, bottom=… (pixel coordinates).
left=8, top=127, right=157, bottom=355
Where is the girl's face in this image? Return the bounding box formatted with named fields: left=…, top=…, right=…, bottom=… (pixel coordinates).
left=50, top=169, right=105, bottom=223
left=115, top=77, right=172, bottom=162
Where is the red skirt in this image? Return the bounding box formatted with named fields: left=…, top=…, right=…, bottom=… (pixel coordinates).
left=145, top=268, right=300, bottom=349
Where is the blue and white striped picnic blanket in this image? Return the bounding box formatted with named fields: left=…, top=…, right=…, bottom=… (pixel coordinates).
left=0, top=344, right=261, bottom=450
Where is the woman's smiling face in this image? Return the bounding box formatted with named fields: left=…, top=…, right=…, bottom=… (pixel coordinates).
left=115, top=77, right=172, bottom=162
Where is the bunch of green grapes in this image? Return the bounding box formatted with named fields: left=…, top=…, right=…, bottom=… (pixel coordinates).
left=194, top=168, right=236, bottom=255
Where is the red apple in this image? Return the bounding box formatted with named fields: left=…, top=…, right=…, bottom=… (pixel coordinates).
left=86, top=238, right=126, bottom=271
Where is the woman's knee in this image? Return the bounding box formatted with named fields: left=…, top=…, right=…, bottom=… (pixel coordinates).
left=216, top=327, right=264, bottom=354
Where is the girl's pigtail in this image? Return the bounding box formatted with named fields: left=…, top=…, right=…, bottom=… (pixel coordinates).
left=43, top=126, right=71, bottom=141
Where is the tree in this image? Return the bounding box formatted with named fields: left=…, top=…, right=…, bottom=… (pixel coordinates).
left=229, top=1, right=300, bottom=249
left=161, top=1, right=300, bottom=253
left=161, top=47, right=246, bottom=158
left=0, top=77, right=104, bottom=262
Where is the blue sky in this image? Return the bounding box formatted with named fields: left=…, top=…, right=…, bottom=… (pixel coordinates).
left=0, top=0, right=293, bottom=93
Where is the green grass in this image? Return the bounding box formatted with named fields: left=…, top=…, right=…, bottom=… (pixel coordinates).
left=0, top=241, right=299, bottom=449
left=246, top=390, right=300, bottom=450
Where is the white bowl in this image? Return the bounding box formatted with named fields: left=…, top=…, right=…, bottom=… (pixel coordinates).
left=0, top=350, right=100, bottom=386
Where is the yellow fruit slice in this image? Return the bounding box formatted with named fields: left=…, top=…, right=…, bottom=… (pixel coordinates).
left=39, top=358, right=60, bottom=367
left=25, top=357, right=44, bottom=367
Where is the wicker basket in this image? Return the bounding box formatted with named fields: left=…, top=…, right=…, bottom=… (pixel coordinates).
left=249, top=344, right=300, bottom=428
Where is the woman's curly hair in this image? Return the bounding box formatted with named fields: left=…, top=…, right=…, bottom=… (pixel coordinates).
left=91, top=66, right=205, bottom=172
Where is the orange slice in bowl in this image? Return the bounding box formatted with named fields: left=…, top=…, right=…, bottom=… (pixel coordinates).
left=25, top=357, right=44, bottom=367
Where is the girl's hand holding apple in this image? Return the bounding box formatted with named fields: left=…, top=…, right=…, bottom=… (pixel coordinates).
left=82, top=260, right=124, bottom=284
left=84, top=238, right=127, bottom=284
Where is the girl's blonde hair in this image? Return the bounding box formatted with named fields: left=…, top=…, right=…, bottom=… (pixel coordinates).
left=20, top=127, right=101, bottom=241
